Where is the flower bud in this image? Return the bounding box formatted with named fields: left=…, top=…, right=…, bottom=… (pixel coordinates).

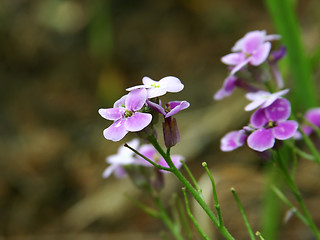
left=162, top=117, right=180, bottom=148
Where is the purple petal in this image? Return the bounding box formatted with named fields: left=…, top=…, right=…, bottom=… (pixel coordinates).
left=157, top=155, right=184, bottom=170
left=230, top=58, right=250, bottom=75
left=103, top=119, right=128, bottom=141
left=305, top=108, right=320, bottom=127
left=125, top=88, right=148, bottom=111
left=146, top=100, right=166, bottom=115
left=273, top=120, right=299, bottom=140
left=113, top=95, right=127, bottom=108
left=138, top=144, right=157, bottom=166
left=261, top=89, right=289, bottom=109
left=214, top=76, right=237, bottom=100
left=113, top=166, right=128, bottom=178
left=247, top=128, right=275, bottom=152
left=124, top=112, right=152, bottom=132
left=220, top=130, right=246, bottom=152
left=242, top=31, right=265, bottom=54
left=265, top=98, right=291, bottom=122
left=250, top=108, right=268, bottom=128
left=98, top=108, right=125, bottom=121
left=159, top=76, right=184, bottom=92
left=147, top=88, right=167, bottom=98
left=221, top=53, right=245, bottom=65
left=245, top=97, right=267, bottom=111
left=166, top=101, right=190, bottom=118
left=250, top=42, right=271, bottom=66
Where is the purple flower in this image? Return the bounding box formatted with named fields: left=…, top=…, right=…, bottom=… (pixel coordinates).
left=220, top=130, right=247, bottom=152
left=126, top=76, right=184, bottom=98
left=245, top=89, right=289, bottom=111
left=214, top=75, right=238, bottom=100
left=295, top=108, right=320, bottom=139
left=138, top=144, right=184, bottom=170
left=98, top=88, right=152, bottom=141
left=221, top=30, right=280, bottom=75
left=247, top=98, right=298, bottom=152
left=102, top=139, right=140, bottom=178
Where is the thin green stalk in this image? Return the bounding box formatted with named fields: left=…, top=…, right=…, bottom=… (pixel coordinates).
left=256, top=231, right=265, bottom=240
left=182, top=188, right=210, bottom=240
left=274, top=150, right=320, bottom=239
left=271, top=186, right=308, bottom=225
left=125, top=194, right=158, bottom=218
left=299, top=129, right=320, bottom=165
left=155, top=196, right=184, bottom=240
left=202, top=162, right=224, bottom=227
left=147, top=135, right=235, bottom=240
left=124, top=143, right=171, bottom=171
left=175, top=194, right=193, bottom=240
left=181, top=160, right=202, bottom=193
left=231, top=188, right=256, bottom=240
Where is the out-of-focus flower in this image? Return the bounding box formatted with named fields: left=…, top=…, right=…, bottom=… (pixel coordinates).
left=295, top=108, right=320, bottom=139
left=138, top=144, right=184, bottom=170
left=214, top=75, right=238, bottom=100
left=126, top=76, right=184, bottom=98
left=245, top=89, right=289, bottom=111
left=220, top=130, right=247, bottom=152
left=221, top=30, right=280, bottom=75
left=102, top=139, right=140, bottom=178
left=98, top=88, right=152, bottom=141
left=247, top=98, right=298, bottom=152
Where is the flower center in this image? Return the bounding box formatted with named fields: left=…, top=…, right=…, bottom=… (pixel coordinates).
left=124, top=110, right=134, bottom=118
left=266, top=120, right=277, bottom=129
left=151, top=83, right=160, bottom=88
left=165, top=104, right=171, bottom=113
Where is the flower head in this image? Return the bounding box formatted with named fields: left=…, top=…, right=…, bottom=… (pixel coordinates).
left=102, top=139, right=140, bottom=178
left=221, top=30, right=280, bottom=75
left=126, top=76, right=184, bottom=98
left=245, top=89, right=289, bottom=111
left=98, top=88, right=152, bottom=141
left=247, top=98, right=298, bottom=152
left=147, top=100, right=190, bottom=118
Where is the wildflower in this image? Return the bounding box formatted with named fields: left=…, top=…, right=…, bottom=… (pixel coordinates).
left=138, top=144, right=184, bottom=170
left=220, top=130, right=247, bottom=151
left=295, top=108, right=320, bottom=138
left=147, top=100, right=190, bottom=118
left=247, top=98, right=298, bottom=152
left=98, top=88, right=152, bottom=141
left=221, top=30, right=280, bottom=75
left=126, top=76, right=184, bottom=98
left=245, top=89, right=289, bottom=111
left=102, top=139, right=140, bottom=178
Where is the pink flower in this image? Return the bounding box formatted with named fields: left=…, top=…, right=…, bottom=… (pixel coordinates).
left=247, top=98, right=298, bottom=152
left=295, top=108, right=320, bottom=139
left=126, top=76, right=184, bottom=98
left=102, top=139, right=140, bottom=178
left=98, top=88, right=152, bottom=141
left=245, top=89, right=289, bottom=111
left=221, top=30, right=280, bottom=75
left=220, top=130, right=247, bottom=152
left=214, top=75, right=238, bottom=100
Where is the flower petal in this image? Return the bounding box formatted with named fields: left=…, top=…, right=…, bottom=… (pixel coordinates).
left=247, top=128, right=274, bottom=152
left=221, top=52, right=245, bottom=65
left=142, top=76, right=157, bottom=86
left=220, top=130, right=246, bottom=152
left=242, top=31, right=265, bottom=54
left=250, top=42, right=271, bottom=66
left=265, top=98, right=291, bottom=122
left=166, top=101, right=190, bottom=118
left=125, top=88, right=148, bottom=111
left=273, top=120, right=298, bottom=140
left=230, top=58, right=251, bottom=75
left=147, top=88, right=167, bottom=98
left=124, top=112, right=152, bottom=132
left=98, top=108, right=125, bottom=121
left=113, top=95, right=127, bottom=108
left=250, top=108, right=268, bottom=128
left=305, top=108, right=320, bottom=127
left=102, top=164, right=118, bottom=178
left=159, top=76, right=184, bottom=93
left=103, top=120, right=128, bottom=141
left=126, top=85, right=148, bottom=91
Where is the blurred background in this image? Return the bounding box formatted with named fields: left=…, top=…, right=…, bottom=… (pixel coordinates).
left=0, top=0, right=320, bottom=239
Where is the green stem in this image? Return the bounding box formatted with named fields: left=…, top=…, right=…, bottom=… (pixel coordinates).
left=147, top=135, right=235, bottom=240
left=256, top=231, right=265, bottom=240
left=231, top=188, right=256, bottom=240
left=155, top=196, right=184, bottom=240
left=202, top=162, right=224, bottom=227
left=181, top=160, right=202, bottom=193
left=274, top=150, right=320, bottom=239
left=182, top=188, right=210, bottom=240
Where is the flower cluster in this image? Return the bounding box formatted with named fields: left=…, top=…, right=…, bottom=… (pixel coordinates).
left=99, top=76, right=189, bottom=142
left=216, top=30, right=299, bottom=153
